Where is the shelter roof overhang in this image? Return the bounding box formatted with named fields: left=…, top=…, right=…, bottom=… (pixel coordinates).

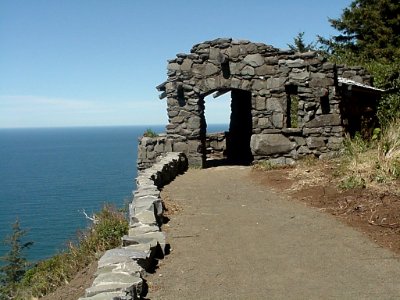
left=338, top=77, right=385, bottom=95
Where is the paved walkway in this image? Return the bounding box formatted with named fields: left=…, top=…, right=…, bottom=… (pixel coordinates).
left=146, top=166, right=400, bottom=299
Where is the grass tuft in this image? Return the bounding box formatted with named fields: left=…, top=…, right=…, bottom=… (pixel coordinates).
left=336, top=119, right=400, bottom=190
left=18, top=204, right=128, bottom=298
left=143, top=128, right=158, bottom=138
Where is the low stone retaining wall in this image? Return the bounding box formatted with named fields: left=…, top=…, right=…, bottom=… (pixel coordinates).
left=138, top=132, right=228, bottom=170
left=206, top=132, right=227, bottom=160
left=79, top=152, right=188, bottom=300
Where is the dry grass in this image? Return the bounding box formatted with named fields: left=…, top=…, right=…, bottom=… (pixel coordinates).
left=287, top=119, right=400, bottom=196
left=18, top=205, right=128, bottom=298
left=336, top=120, right=400, bottom=193
left=378, top=118, right=400, bottom=179
left=288, top=156, right=333, bottom=191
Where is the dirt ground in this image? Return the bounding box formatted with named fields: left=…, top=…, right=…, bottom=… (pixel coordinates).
left=252, top=161, right=400, bottom=256
left=41, top=161, right=400, bottom=299
left=39, top=261, right=97, bottom=300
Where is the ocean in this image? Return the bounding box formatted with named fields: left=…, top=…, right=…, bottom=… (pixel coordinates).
left=0, top=124, right=228, bottom=262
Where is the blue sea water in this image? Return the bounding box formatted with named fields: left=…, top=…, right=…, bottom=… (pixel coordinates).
left=0, top=124, right=227, bottom=263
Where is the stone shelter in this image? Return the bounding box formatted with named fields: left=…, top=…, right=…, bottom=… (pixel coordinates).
left=137, top=38, right=384, bottom=169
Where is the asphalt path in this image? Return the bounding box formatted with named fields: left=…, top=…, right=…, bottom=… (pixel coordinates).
left=146, top=166, right=400, bottom=300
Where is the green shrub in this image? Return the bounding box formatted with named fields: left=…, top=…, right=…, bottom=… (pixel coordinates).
left=339, top=176, right=366, bottom=190
left=0, top=220, right=33, bottom=299
left=143, top=128, right=158, bottom=138
left=19, top=204, right=128, bottom=297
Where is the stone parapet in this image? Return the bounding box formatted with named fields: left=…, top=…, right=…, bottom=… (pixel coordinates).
left=206, top=131, right=227, bottom=160
left=138, top=132, right=228, bottom=169
left=79, top=153, right=188, bottom=300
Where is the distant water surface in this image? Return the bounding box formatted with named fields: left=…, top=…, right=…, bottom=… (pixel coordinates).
left=0, top=124, right=227, bottom=262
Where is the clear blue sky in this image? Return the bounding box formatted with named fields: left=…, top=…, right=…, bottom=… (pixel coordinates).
left=0, top=0, right=352, bottom=128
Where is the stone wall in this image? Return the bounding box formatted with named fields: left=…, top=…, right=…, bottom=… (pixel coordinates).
left=79, top=153, right=188, bottom=300
left=205, top=132, right=227, bottom=160
left=137, top=132, right=227, bottom=169
left=337, top=64, right=372, bottom=85
left=155, top=38, right=352, bottom=166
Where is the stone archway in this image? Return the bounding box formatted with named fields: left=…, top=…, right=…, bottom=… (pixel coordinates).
left=155, top=38, right=357, bottom=168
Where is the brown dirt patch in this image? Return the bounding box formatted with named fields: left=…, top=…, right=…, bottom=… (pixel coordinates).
left=39, top=261, right=97, bottom=300
left=251, top=162, right=400, bottom=255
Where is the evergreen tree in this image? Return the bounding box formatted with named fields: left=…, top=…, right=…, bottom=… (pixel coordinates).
left=0, top=219, right=33, bottom=299
left=287, top=32, right=316, bottom=53
left=318, top=0, right=400, bottom=126
left=320, top=0, right=400, bottom=61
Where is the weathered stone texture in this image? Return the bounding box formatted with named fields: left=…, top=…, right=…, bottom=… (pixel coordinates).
left=80, top=153, right=188, bottom=300
left=137, top=38, right=380, bottom=168
left=251, top=134, right=296, bottom=156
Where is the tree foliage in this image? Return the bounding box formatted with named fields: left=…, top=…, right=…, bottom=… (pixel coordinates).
left=0, top=219, right=33, bottom=299
left=287, top=32, right=316, bottom=53
left=320, top=0, right=400, bottom=61
left=317, top=0, right=400, bottom=126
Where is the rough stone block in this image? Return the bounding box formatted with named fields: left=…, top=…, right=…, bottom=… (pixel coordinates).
left=92, top=272, right=142, bottom=288
left=266, top=97, right=284, bottom=112
left=187, top=116, right=201, bottom=130
left=306, top=137, right=326, bottom=149
left=167, top=62, right=180, bottom=71
left=255, top=65, right=276, bottom=75
left=241, top=65, right=255, bottom=76
left=204, top=77, right=217, bottom=90
left=122, top=231, right=166, bottom=252
left=129, top=225, right=159, bottom=236
left=252, top=79, right=267, bottom=91
left=244, top=53, right=265, bottom=67
left=289, top=71, right=309, bottom=81
left=98, top=249, right=150, bottom=269
left=96, top=260, right=144, bottom=277
left=309, top=77, right=334, bottom=87
left=305, top=114, right=341, bottom=128
left=251, top=134, right=296, bottom=155
left=298, top=145, right=312, bottom=155
left=85, top=279, right=140, bottom=298
left=271, top=113, right=284, bottom=128
left=257, top=117, right=271, bottom=128
left=267, top=77, right=286, bottom=89
left=173, top=142, right=188, bottom=153
left=131, top=210, right=157, bottom=226
left=255, top=97, right=266, bottom=110
left=79, top=292, right=127, bottom=300
left=180, top=59, right=193, bottom=72
left=327, top=137, right=344, bottom=150
left=204, top=63, right=220, bottom=76
left=286, top=59, right=305, bottom=68
left=293, top=136, right=306, bottom=146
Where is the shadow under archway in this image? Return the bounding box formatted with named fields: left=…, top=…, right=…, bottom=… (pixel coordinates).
left=203, top=88, right=253, bottom=168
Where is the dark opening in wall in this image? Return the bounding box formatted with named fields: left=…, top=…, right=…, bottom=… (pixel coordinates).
left=320, top=95, right=330, bottom=114
left=286, top=85, right=299, bottom=128
left=203, top=89, right=253, bottom=166
left=177, top=85, right=185, bottom=107
left=221, top=61, right=231, bottom=79
left=227, top=89, right=253, bottom=164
